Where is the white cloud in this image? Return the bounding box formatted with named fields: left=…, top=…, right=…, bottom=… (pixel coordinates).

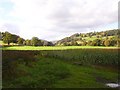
left=0, top=0, right=119, bottom=41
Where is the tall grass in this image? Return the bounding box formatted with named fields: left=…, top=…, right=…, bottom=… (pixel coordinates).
left=38, top=49, right=119, bottom=66
left=2, top=49, right=119, bottom=88
left=3, top=57, right=71, bottom=88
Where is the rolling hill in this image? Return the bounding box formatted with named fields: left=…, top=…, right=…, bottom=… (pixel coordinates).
left=1, top=29, right=120, bottom=46
left=56, top=29, right=120, bottom=46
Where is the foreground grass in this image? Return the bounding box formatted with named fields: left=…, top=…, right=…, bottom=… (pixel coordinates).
left=2, top=49, right=119, bottom=88
left=3, top=57, right=118, bottom=88
left=2, top=46, right=119, bottom=50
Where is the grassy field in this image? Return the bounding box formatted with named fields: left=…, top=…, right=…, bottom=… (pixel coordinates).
left=2, top=57, right=118, bottom=88
left=76, top=36, right=115, bottom=41
left=2, top=46, right=119, bottom=50
left=2, top=41, right=119, bottom=88
left=2, top=49, right=119, bottom=88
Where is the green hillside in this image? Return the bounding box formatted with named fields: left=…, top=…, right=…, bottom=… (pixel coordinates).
left=56, top=29, right=120, bottom=46
left=1, top=29, right=120, bottom=47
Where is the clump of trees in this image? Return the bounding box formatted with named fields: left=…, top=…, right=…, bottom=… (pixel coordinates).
left=17, top=37, right=24, bottom=45
left=31, top=37, right=41, bottom=46
left=1, top=31, right=54, bottom=46
left=2, top=32, right=13, bottom=45
left=56, top=29, right=120, bottom=47
left=57, top=37, right=119, bottom=47
left=1, top=29, right=120, bottom=47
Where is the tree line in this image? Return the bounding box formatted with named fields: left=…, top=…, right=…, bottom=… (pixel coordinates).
left=0, top=32, right=53, bottom=46
left=0, top=29, right=120, bottom=47
left=56, top=29, right=120, bottom=47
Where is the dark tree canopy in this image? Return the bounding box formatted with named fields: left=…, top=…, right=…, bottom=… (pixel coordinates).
left=31, top=37, right=40, bottom=46
left=3, top=32, right=12, bottom=45
left=17, top=38, right=24, bottom=45
left=1, top=29, right=119, bottom=47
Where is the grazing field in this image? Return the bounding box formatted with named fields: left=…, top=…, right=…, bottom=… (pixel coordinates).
left=2, top=48, right=119, bottom=88
left=2, top=46, right=119, bottom=50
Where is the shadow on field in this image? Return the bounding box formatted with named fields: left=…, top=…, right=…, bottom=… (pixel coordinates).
left=2, top=49, right=119, bottom=88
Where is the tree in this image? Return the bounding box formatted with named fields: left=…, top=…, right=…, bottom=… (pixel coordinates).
left=62, top=42, right=67, bottom=46
left=116, top=39, right=120, bottom=47
left=93, top=39, right=102, bottom=46
left=71, top=41, right=78, bottom=46
left=96, top=35, right=100, bottom=38
left=11, top=34, right=19, bottom=43
left=101, top=40, right=105, bottom=46
left=91, top=41, right=96, bottom=46
left=104, top=39, right=110, bottom=46
left=82, top=41, right=87, bottom=46
left=25, top=39, right=32, bottom=46
left=109, top=39, right=117, bottom=46
left=3, top=32, right=12, bottom=45
left=87, top=40, right=92, bottom=46
left=17, top=38, right=24, bottom=45
left=23, top=41, right=26, bottom=45
left=79, top=38, right=82, bottom=40
left=31, top=37, right=39, bottom=46
left=71, top=33, right=79, bottom=38
left=37, top=40, right=43, bottom=46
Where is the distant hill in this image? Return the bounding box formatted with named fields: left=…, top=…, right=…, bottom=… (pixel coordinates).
left=56, top=29, right=120, bottom=46
left=1, top=29, right=120, bottom=46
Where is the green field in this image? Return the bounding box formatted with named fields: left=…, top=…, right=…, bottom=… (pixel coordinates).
left=2, top=41, right=119, bottom=88
left=2, top=46, right=119, bottom=50
left=3, top=57, right=118, bottom=88
left=0, top=41, right=3, bottom=45
left=2, top=48, right=119, bottom=88
left=85, top=36, right=114, bottom=40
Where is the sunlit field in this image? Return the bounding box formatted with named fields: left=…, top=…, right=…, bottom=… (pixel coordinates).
left=2, top=46, right=119, bottom=50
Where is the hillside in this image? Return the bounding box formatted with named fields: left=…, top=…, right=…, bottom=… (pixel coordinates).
left=56, top=29, right=120, bottom=46
left=1, top=29, right=120, bottom=47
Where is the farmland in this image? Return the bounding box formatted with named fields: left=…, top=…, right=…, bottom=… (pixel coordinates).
left=2, top=46, right=119, bottom=50
left=1, top=0, right=119, bottom=89
left=2, top=48, right=119, bottom=88
left=1, top=28, right=119, bottom=88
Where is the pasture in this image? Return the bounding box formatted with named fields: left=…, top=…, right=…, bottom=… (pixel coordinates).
left=2, top=48, right=119, bottom=88
left=2, top=46, right=119, bottom=50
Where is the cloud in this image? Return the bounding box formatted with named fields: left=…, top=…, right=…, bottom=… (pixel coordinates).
left=0, top=0, right=119, bottom=40
left=0, top=23, right=20, bottom=34
left=49, top=0, right=118, bottom=29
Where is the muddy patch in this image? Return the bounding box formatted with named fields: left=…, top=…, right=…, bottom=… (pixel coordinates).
left=91, top=72, right=119, bottom=88
left=95, top=75, right=112, bottom=83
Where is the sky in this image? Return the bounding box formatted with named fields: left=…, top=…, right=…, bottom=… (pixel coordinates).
left=0, top=0, right=119, bottom=41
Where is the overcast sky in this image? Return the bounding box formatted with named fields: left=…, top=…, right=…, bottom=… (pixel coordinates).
left=0, top=0, right=119, bottom=41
